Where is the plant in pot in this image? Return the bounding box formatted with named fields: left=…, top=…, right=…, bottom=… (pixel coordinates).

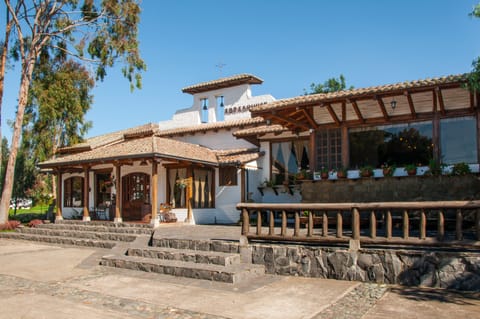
left=320, top=167, right=329, bottom=180
left=381, top=163, right=396, bottom=177
left=451, top=162, right=471, bottom=176
left=359, top=165, right=374, bottom=178
left=336, top=167, right=347, bottom=179
left=405, top=164, right=417, bottom=176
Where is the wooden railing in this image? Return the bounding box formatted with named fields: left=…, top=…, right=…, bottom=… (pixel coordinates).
left=237, top=201, right=480, bottom=248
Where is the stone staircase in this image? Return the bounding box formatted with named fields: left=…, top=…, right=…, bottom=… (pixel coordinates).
left=0, top=220, right=153, bottom=249
left=100, top=236, right=265, bottom=284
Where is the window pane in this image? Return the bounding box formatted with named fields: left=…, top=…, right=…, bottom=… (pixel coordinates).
left=272, top=140, right=309, bottom=184
left=349, top=121, right=433, bottom=168
left=440, top=117, right=477, bottom=164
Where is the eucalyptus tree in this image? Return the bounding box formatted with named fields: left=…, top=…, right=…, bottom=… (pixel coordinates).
left=467, top=3, right=480, bottom=92
left=304, top=74, right=353, bottom=95
left=0, top=0, right=146, bottom=223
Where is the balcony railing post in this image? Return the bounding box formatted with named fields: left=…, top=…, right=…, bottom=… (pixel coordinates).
left=456, top=209, right=463, bottom=240
left=386, top=210, right=392, bottom=239
left=241, top=208, right=249, bottom=235
left=256, top=210, right=262, bottom=235
left=403, top=210, right=409, bottom=240
left=336, top=211, right=343, bottom=238
left=281, top=210, right=287, bottom=236
left=269, top=210, right=275, bottom=236
left=437, top=210, right=445, bottom=241
left=322, top=211, right=328, bottom=237
left=370, top=210, right=376, bottom=239
left=420, top=209, right=426, bottom=240
left=307, top=211, right=313, bottom=237
left=352, top=208, right=360, bottom=240
left=294, top=211, right=300, bottom=237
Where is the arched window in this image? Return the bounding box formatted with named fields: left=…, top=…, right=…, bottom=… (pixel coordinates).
left=64, top=176, right=84, bottom=207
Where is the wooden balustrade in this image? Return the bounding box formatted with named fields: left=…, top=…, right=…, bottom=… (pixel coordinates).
left=237, top=201, right=480, bottom=248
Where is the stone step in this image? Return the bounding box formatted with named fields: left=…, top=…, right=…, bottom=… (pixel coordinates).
left=38, top=223, right=153, bottom=235
left=100, top=254, right=265, bottom=284
left=0, top=232, right=117, bottom=249
left=152, top=238, right=240, bottom=254
left=126, top=247, right=241, bottom=266
left=17, top=227, right=138, bottom=242
left=55, top=220, right=154, bottom=229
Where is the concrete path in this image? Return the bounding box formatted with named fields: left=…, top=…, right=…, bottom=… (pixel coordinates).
left=0, top=239, right=479, bottom=319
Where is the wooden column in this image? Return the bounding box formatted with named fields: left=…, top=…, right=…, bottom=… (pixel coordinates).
left=256, top=210, right=262, bottom=235
left=55, top=170, right=63, bottom=221
left=341, top=125, right=349, bottom=168
left=114, top=164, right=122, bottom=223
left=82, top=166, right=90, bottom=221
left=370, top=210, right=376, bottom=239
left=281, top=210, right=287, bottom=236
left=185, top=177, right=194, bottom=224
left=240, top=166, right=246, bottom=202
left=309, top=130, right=316, bottom=172
left=269, top=211, right=275, bottom=236
left=151, top=160, right=159, bottom=227
left=352, top=208, right=360, bottom=240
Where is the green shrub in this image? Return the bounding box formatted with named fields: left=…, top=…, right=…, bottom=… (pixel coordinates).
left=10, top=213, right=47, bottom=224
left=451, top=162, right=471, bottom=176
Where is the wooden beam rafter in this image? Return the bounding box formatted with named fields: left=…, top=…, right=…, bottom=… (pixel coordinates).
left=436, top=87, right=446, bottom=116
left=349, top=100, right=365, bottom=124
left=325, top=103, right=341, bottom=126
left=270, top=112, right=310, bottom=131
left=374, top=96, right=389, bottom=121
left=404, top=91, right=417, bottom=119
left=301, top=109, right=319, bottom=129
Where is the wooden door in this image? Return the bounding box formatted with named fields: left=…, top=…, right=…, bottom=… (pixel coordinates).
left=122, top=173, right=150, bottom=221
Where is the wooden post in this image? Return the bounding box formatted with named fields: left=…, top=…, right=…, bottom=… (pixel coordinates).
left=114, top=164, right=122, bottom=223
left=256, top=210, right=262, bottom=235
left=437, top=210, right=445, bottom=240
left=241, top=208, right=249, bottom=235
left=386, top=210, right=392, bottom=239
left=281, top=210, right=287, bottom=236
left=476, top=209, right=480, bottom=241
left=456, top=209, right=463, bottom=240
left=402, top=210, right=409, bottom=240
left=55, top=170, right=63, bottom=221
left=151, top=160, right=158, bottom=226
left=82, top=166, right=90, bottom=221
left=185, top=177, right=194, bottom=224
left=240, top=166, right=246, bottom=202
left=352, top=208, right=360, bottom=240
left=307, top=211, right=313, bottom=237
left=294, top=211, right=300, bottom=237
left=370, top=210, right=376, bottom=239
left=322, top=211, right=328, bottom=237
left=269, top=211, right=275, bottom=235
left=420, top=209, right=426, bottom=240
left=341, top=125, right=349, bottom=168
left=336, top=211, right=343, bottom=238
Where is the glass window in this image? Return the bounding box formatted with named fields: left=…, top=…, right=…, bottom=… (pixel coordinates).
left=64, top=176, right=83, bottom=207
left=349, top=121, right=433, bottom=168
left=315, top=129, right=341, bottom=170
left=440, top=117, right=477, bottom=164
left=219, top=166, right=237, bottom=186
left=167, top=167, right=214, bottom=209
left=271, top=140, right=310, bottom=184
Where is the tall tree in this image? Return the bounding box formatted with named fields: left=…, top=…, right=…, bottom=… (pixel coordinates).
left=467, top=4, right=480, bottom=92
left=304, top=74, right=353, bottom=95
left=0, top=138, right=9, bottom=194
left=0, top=0, right=146, bottom=223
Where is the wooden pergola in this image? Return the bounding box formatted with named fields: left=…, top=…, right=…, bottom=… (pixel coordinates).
left=248, top=74, right=480, bottom=168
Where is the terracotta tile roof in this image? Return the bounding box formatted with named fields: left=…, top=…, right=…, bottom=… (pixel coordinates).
left=214, top=148, right=265, bottom=165
left=233, top=124, right=287, bottom=137
left=182, top=74, right=263, bottom=94
left=40, top=136, right=218, bottom=168
left=156, top=117, right=265, bottom=137
left=250, top=74, right=468, bottom=113
left=57, top=123, right=157, bottom=154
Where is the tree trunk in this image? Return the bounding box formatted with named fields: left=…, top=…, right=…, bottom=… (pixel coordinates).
left=0, top=54, right=36, bottom=223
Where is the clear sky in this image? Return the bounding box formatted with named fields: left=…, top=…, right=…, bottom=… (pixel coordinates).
left=2, top=0, right=480, bottom=142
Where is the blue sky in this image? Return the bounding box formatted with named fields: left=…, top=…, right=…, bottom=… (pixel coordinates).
left=2, top=0, right=480, bottom=141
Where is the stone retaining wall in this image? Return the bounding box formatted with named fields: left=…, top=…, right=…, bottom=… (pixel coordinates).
left=301, top=175, right=480, bottom=203
left=250, top=243, right=480, bottom=291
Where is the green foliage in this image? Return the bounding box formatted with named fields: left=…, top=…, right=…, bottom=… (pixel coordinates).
left=9, top=213, right=47, bottom=224
left=359, top=165, right=373, bottom=177
left=451, top=162, right=471, bottom=176
left=426, top=159, right=443, bottom=176
left=304, top=74, right=353, bottom=95
left=467, top=4, right=480, bottom=92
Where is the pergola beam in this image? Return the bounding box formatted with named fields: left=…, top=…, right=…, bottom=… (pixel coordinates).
left=300, top=108, right=319, bottom=129
left=349, top=100, right=365, bottom=124
left=325, top=103, right=341, bottom=126
left=270, top=112, right=310, bottom=131
left=404, top=91, right=417, bottom=119
left=374, top=96, right=389, bottom=121
left=436, top=87, right=446, bottom=116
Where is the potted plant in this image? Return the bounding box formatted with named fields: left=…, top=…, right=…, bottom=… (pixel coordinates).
left=320, top=167, right=329, bottom=180
left=405, top=164, right=417, bottom=176
left=451, top=162, right=471, bottom=176
left=336, top=167, right=347, bottom=179
left=426, top=159, right=443, bottom=176
left=359, top=165, right=373, bottom=178
left=381, top=163, right=396, bottom=177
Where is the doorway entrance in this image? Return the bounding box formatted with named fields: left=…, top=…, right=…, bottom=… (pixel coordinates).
left=122, top=173, right=151, bottom=221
